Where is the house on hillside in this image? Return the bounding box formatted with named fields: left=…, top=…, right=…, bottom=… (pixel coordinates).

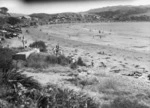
left=31, top=17, right=39, bottom=21
left=19, top=16, right=31, bottom=20
left=0, top=7, right=8, bottom=14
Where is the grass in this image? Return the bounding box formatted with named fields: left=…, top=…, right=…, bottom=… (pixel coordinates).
left=27, top=53, right=71, bottom=68
left=77, top=57, right=86, bottom=66
left=46, top=54, right=71, bottom=66
left=84, top=77, right=120, bottom=95
left=66, top=75, right=99, bottom=89
left=26, top=53, right=86, bottom=69
left=101, top=97, right=149, bottom=108
left=27, top=53, right=48, bottom=68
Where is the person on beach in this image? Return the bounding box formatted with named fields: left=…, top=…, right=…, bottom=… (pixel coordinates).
left=99, top=30, right=101, bottom=33
left=55, top=44, right=60, bottom=56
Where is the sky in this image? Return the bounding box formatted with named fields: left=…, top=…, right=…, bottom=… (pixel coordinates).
left=0, top=0, right=150, bottom=14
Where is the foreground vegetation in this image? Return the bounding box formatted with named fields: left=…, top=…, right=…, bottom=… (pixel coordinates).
left=0, top=68, right=99, bottom=108
left=1, top=68, right=149, bottom=108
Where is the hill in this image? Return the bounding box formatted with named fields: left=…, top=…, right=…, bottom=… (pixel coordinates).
left=30, top=12, right=101, bottom=23
left=87, top=5, right=150, bottom=21
left=30, top=5, right=150, bottom=22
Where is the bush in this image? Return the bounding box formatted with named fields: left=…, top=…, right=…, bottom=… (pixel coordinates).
left=102, top=97, right=149, bottom=108
left=46, top=55, right=58, bottom=64
left=7, top=17, right=21, bottom=25
left=70, top=57, right=86, bottom=69
left=1, top=68, right=42, bottom=90
left=27, top=53, right=71, bottom=68
left=29, top=41, right=47, bottom=52
left=0, top=68, right=42, bottom=108
left=57, top=55, right=70, bottom=66
left=0, top=48, right=15, bottom=72
left=27, top=53, right=48, bottom=68
left=77, top=57, right=86, bottom=66
left=37, top=85, right=99, bottom=108
left=46, top=55, right=71, bottom=66
left=70, top=62, right=78, bottom=69
left=0, top=17, right=7, bottom=26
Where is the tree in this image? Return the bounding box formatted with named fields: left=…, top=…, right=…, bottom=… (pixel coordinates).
left=0, top=48, right=15, bottom=72
left=0, top=17, right=7, bottom=26
left=0, top=7, right=8, bottom=14
left=7, top=17, right=21, bottom=25
left=29, top=41, right=47, bottom=52
left=1, top=7, right=8, bottom=11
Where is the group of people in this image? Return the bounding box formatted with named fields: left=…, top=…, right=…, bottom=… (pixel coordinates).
left=51, top=44, right=96, bottom=68
left=52, top=44, right=63, bottom=56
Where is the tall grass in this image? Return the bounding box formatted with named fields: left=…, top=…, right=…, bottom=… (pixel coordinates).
left=0, top=68, right=42, bottom=108
left=85, top=77, right=119, bottom=94
left=27, top=53, right=72, bottom=69
left=37, top=84, right=99, bottom=108
left=27, top=53, right=48, bottom=68
left=102, top=97, right=149, bottom=108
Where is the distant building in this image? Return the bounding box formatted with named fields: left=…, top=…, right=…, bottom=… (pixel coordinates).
left=32, top=17, right=39, bottom=21
left=19, top=16, right=31, bottom=20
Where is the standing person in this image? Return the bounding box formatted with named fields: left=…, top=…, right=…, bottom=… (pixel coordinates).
left=22, top=35, right=25, bottom=48
left=55, top=44, right=60, bottom=56
left=99, top=30, right=101, bottom=34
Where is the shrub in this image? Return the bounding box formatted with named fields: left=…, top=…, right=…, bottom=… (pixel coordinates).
left=46, top=55, right=71, bottom=66
left=27, top=53, right=48, bottom=68
left=70, top=62, right=78, bottom=69
left=29, top=41, right=47, bottom=52
left=57, top=55, right=70, bottom=66
left=77, top=57, right=86, bottom=66
left=46, top=55, right=58, bottom=64
left=88, top=78, right=119, bottom=94
left=102, top=97, right=149, bottom=108
left=0, top=68, right=42, bottom=108
left=0, top=48, right=15, bottom=72
left=37, top=84, right=99, bottom=108
left=0, top=99, right=13, bottom=108
left=0, top=17, right=7, bottom=26
left=27, top=53, right=71, bottom=68
left=1, top=68, right=41, bottom=90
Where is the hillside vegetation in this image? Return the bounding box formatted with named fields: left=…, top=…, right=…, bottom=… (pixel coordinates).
left=30, top=5, right=150, bottom=22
